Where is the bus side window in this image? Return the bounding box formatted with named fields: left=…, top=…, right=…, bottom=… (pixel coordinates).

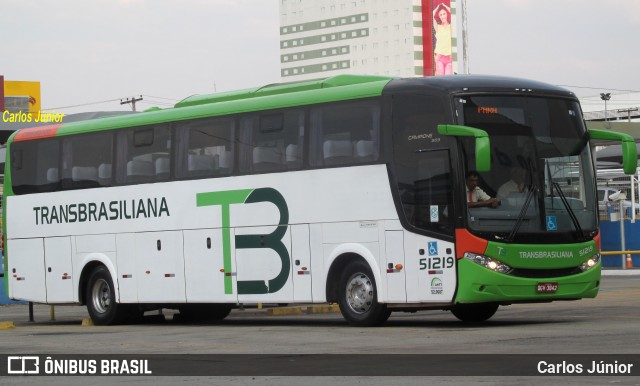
left=11, top=139, right=61, bottom=194
left=310, top=100, right=380, bottom=167
left=240, top=110, right=304, bottom=173
left=177, top=118, right=235, bottom=179
left=61, top=131, right=113, bottom=190
left=119, top=125, right=172, bottom=184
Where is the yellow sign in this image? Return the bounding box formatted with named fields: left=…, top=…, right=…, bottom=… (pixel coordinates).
left=4, top=80, right=41, bottom=117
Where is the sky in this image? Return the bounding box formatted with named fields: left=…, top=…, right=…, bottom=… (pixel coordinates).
left=1, top=0, right=640, bottom=115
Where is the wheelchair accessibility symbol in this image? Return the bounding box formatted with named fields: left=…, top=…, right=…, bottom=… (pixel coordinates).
left=428, top=241, right=438, bottom=256
left=546, top=216, right=558, bottom=231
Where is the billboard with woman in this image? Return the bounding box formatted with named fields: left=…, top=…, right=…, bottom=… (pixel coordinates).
left=422, top=0, right=457, bottom=76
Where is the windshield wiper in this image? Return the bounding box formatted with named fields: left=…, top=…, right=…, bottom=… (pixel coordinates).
left=551, top=182, right=586, bottom=241
left=506, top=185, right=538, bottom=242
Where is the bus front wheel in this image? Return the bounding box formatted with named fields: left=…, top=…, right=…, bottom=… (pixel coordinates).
left=86, top=266, right=128, bottom=325
left=338, top=260, right=390, bottom=327
left=450, top=303, right=499, bottom=323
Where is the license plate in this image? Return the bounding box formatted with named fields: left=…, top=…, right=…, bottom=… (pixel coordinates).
left=536, top=282, right=558, bottom=294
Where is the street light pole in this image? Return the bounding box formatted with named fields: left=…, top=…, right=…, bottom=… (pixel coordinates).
left=600, top=93, right=611, bottom=123
left=461, top=0, right=469, bottom=74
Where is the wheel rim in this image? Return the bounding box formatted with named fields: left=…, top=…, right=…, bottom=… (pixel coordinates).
left=345, top=272, right=374, bottom=314
left=91, top=278, right=111, bottom=314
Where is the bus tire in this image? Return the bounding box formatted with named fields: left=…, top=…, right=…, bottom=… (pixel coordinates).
left=338, top=260, right=390, bottom=327
left=86, top=265, right=128, bottom=325
left=178, top=304, right=233, bottom=322
left=450, top=303, right=499, bottom=323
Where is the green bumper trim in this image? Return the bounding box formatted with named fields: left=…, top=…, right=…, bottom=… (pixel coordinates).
left=455, top=258, right=601, bottom=304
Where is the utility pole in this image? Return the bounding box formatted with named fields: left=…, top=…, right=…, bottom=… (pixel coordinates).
left=120, top=95, right=143, bottom=111
left=600, top=93, right=611, bottom=124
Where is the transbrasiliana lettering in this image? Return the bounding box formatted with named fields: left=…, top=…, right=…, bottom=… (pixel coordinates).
left=33, top=197, right=170, bottom=225
left=519, top=251, right=574, bottom=258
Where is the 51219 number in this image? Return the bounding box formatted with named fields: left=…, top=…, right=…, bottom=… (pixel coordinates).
left=419, top=256, right=455, bottom=270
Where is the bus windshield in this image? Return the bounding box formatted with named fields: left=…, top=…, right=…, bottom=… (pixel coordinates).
left=455, top=95, right=598, bottom=242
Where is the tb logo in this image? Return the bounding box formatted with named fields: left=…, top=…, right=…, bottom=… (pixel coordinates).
left=196, top=188, right=290, bottom=295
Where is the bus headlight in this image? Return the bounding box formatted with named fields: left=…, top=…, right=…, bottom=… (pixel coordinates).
left=580, top=253, right=600, bottom=272
left=464, top=252, right=513, bottom=274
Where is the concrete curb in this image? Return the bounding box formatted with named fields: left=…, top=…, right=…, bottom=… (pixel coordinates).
left=266, top=306, right=303, bottom=316
left=266, top=304, right=340, bottom=316
left=0, top=321, right=16, bottom=330
left=305, top=304, right=340, bottom=314
left=602, top=269, right=640, bottom=276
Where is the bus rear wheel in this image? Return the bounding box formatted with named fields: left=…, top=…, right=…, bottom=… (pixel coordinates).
left=338, top=260, right=390, bottom=327
left=86, top=266, right=128, bottom=325
left=450, top=303, right=499, bottom=323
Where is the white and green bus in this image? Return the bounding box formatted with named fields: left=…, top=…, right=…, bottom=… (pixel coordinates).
left=3, top=75, right=636, bottom=326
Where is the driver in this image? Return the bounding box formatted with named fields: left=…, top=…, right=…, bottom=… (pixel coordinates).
left=466, top=171, right=499, bottom=208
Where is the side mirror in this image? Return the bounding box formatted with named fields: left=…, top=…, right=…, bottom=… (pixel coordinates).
left=438, top=124, right=491, bottom=172
left=589, top=129, right=637, bottom=175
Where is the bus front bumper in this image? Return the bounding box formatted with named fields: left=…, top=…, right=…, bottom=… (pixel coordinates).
left=455, top=258, right=601, bottom=304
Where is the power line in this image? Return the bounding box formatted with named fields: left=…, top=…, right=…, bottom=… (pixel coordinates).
left=43, top=94, right=182, bottom=112
left=557, top=85, right=640, bottom=94
left=43, top=98, right=123, bottom=111
left=142, top=94, right=180, bottom=101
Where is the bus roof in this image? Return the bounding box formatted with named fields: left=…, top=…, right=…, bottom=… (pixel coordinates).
left=8, top=74, right=578, bottom=144
left=384, top=74, right=577, bottom=97
left=8, top=74, right=394, bottom=143
left=175, top=74, right=393, bottom=108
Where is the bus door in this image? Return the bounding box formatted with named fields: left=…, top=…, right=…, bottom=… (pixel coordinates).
left=391, top=93, right=457, bottom=302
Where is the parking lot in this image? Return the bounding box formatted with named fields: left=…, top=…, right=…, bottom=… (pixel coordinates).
left=1, top=273, right=639, bottom=384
